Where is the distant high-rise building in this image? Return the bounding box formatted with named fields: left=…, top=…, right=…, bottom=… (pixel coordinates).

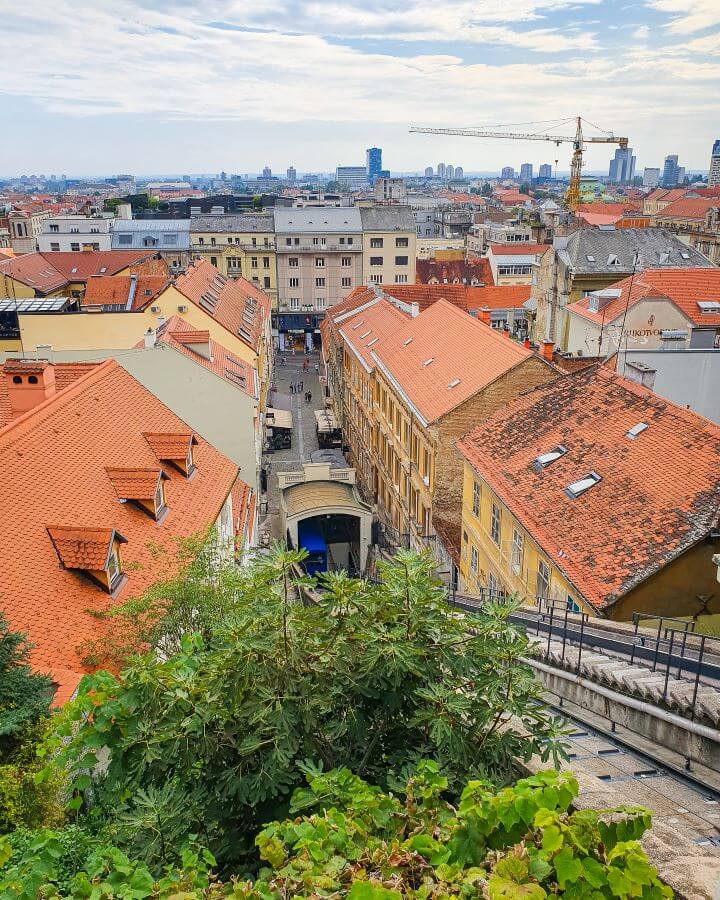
left=336, top=166, right=368, bottom=190
left=424, top=166, right=434, bottom=177
left=501, top=166, right=515, bottom=180
left=455, top=166, right=464, bottom=178
left=262, top=166, right=272, bottom=178
left=437, top=163, right=446, bottom=178
left=366, top=147, right=382, bottom=182
left=538, top=163, right=552, bottom=179
left=446, top=165, right=455, bottom=179
left=608, top=147, right=636, bottom=184
left=287, top=166, right=297, bottom=182
left=709, top=139, right=720, bottom=187
left=661, top=155, right=679, bottom=187
left=677, top=166, right=686, bottom=185
left=643, top=167, right=660, bottom=188
left=520, top=163, right=533, bottom=183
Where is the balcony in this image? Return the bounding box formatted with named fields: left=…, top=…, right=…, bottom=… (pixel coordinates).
left=276, top=243, right=362, bottom=253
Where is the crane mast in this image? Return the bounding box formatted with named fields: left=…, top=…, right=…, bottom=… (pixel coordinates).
left=410, top=117, right=629, bottom=211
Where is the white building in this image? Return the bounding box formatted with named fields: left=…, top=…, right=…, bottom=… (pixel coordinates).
left=643, top=168, right=660, bottom=188
left=336, top=167, right=368, bottom=190
left=38, top=216, right=113, bottom=253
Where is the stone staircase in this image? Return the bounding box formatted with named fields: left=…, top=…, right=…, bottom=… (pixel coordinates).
left=531, top=638, right=720, bottom=727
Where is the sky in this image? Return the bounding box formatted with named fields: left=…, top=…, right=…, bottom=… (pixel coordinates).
left=1, top=0, right=719, bottom=177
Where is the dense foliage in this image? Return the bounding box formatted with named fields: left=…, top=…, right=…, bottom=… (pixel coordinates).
left=43, top=549, right=566, bottom=869
left=0, top=763, right=670, bottom=898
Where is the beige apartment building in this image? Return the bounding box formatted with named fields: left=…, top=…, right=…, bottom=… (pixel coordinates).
left=359, top=207, right=417, bottom=288
left=9, top=210, right=51, bottom=254
left=189, top=215, right=277, bottom=304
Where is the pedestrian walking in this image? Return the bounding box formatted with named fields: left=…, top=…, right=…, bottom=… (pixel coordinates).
left=290, top=382, right=295, bottom=394
left=307, top=391, right=312, bottom=404
left=299, top=380, right=304, bottom=392
left=315, top=363, right=320, bottom=375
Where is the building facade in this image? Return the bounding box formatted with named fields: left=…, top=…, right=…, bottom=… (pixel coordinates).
left=366, top=148, right=382, bottom=182
left=520, top=163, right=533, bottom=183
left=359, top=207, right=416, bottom=287
left=9, top=210, right=50, bottom=254
left=336, top=167, right=368, bottom=190
left=111, top=219, right=191, bottom=272
left=38, top=216, right=112, bottom=253
left=608, top=147, right=636, bottom=184
left=709, top=139, right=720, bottom=188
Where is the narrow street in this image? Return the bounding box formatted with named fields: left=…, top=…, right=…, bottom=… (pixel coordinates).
left=260, top=349, right=326, bottom=542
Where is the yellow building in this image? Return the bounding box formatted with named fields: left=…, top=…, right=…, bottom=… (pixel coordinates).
left=456, top=367, right=720, bottom=621
left=359, top=207, right=417, bottom=289
left=322, top=287, right=557, bottom=559
left=190, top=214, right=277, bottom=305
left=16, top=260, right=273, bottom=410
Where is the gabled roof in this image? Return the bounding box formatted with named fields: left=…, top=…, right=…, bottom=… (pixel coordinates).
left=416, top=257, right=493, bottom=286
left=457, top=367, right=720, bottom=611
left=47, top=525, right=126, bottom=570
left=654, top=197, right=720, bottom=221
left=105, top=467, right=165, bottom=500
left=273, top=207, right=363, bottom=233
left=561, top=228, right=710, bottom=274
left=83, top=275, right=170, bottom=310
left=0, top=251, right=160, bottom=294
left=189, top=214, right=274, bottom=233
left=338, top=298, right=409, bottom=371
left=0, top=359, right=246, bottom=700
left=568, top=267, right=720, bottom=327
left=172, top=259, right=270, bottom=354
left=152, top=316, right=257, bottom=398
left=372, top=298, right=536, bottom=424
left=143, top=430, right=197, bottom=461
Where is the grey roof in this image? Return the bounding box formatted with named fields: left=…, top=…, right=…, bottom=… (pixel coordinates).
left=111, top=218, right=190, bottom=251
left=359, top=206, right=416, bottom=232
left=189, top=214, right=274, bottom=234
left=273, top=207, right=362, bottom=234
left=563, top=228, right=709, bottom=274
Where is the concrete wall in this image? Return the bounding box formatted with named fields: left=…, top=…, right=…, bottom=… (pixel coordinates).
left=618, top=348, right=720, bottom=424
left=361, top=230, right=417, bottom=288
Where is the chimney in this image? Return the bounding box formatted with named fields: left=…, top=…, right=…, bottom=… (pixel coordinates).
left=523, top=338, right=531, bottom=349
left=143, top=327, right=157, bottom=349
left=503, top=327, right=512, bottom=339
left=3, top=359, right=56, bottom=418
left=540, top=340, right=555, bottom=361
left=478, top=306, right=491, bottom=326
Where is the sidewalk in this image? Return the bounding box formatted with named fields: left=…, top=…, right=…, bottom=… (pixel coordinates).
left=260, top=351, right=324, bottom=541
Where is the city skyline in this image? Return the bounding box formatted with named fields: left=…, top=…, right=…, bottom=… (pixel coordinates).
left=1, top=0, right=719, bottom=174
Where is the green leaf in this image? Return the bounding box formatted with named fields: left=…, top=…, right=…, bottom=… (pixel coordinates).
left=348, top=880, right=403, bottom=900
left=553, top=848, right=583, bottom=887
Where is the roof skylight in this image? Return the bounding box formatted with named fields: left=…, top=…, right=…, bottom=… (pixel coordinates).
left=360, top=330, right=371, bottom=339
left=625, top=422, right=648, bottom=440
left=352, top=321, right=364, bottom=330
left=533, top=444, right=567, bottom=470
left=698, top=301, right=720, bottom=313
left=586, top=255, right=595, bottom=262
left=422, top=358, right=434, bottom=367
left=403, top=338, right=413, bottom=346
left=448, top=378, right=461, bottom=388
left=367, top=338, right=379, bottom=347
left=565, top=471, right=602, bottom=499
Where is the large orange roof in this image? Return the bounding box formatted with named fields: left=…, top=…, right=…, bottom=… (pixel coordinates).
left=83, top=274, right=170, bottom=310
left=152, top=316, right=257, bottom=398
left=0, top=359, right=245, bottom=701
left=465, top=285, right=532, bottom=311
left=655, top=197, right=720, bottom=220
left=568, top=267, right=720, bottom=327
left=487, top=243, right=548, bottom=257
left=416, top=257, right=493, bottom=286
left=373, top=298, right=535, bottom=424
left=0, top=361, right=100, bottom=427
left=457, top=367, right=720, bottom=611
left=173, top=259, right=270, bottom=354
left=0, top=251, right=159, bottom=294
left=338, top=298, right=409, bottom=370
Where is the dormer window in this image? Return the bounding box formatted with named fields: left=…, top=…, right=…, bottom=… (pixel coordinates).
left=143, top=432, right=198, bottom=477
left=47, top=525, right=128, bottom=593
left=106, top=467, right=169, bottom=520
left=533, top=444, right=567, bottom=470
left=565, top=471, right=602, bottom=499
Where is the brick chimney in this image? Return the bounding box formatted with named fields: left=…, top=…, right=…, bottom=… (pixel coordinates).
left=540, top=340, right=555, bottom=362
left=478, top=306, right=491, bottom=326
left=3, top=359, right=56, bottom=418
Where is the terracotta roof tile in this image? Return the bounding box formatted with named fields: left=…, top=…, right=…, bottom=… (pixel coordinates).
left=143, top=430, right=197, bottom=461
left=0, top=361, right=101, bottom=427
left=83, top=275, right=170, bottom=310
left=105, top=467, right=165, bottom=500
left=457, top=367, right=720, bottom=611
left=47, top=525, right=125, bottom=571
left=487, top=243, right=548, bottom=256
left=0, top=360, right=246, bottom=700
left=173, top=259, right=270, bottom=354
left=655, top=197, right=720, bottom=220
left=0, top=251, right=161, bottom=295
left=416, top=257, right=493, bottom=286
left=568, top=267, right=720, bottom=327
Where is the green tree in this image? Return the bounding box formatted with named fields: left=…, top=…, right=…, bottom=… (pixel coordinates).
left=519, top=183, right=530, bottom=195
left=0, top=614, right=52, bottom=761
left=481, top=182, right=493, bottom=197
left=45, top=549, right=566, bottom=869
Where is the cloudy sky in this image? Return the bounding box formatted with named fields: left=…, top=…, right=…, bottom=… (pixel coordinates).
left=2, top=0, right=719, bottom=177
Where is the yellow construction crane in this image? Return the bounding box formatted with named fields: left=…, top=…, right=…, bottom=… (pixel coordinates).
left=410, top=117, right=629, bottom=210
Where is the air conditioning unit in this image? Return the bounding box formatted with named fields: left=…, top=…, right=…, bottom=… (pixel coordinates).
left=150, top=306, right=161, bottom=313
left=178, top=305, right=188, bottom=313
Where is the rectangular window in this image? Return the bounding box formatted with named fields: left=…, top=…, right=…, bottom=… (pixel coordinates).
left=316, top=297, right=326, bottom=309
left=395, top=274, right=408, bottom=283
left=289, top=257, right=299, bottom=267
left=315, top=277, right=325, bottom=287
left=370, top=256, right=383, bottom=266
left=49, top=224, right=59, bottom=232
left=264, top=276, right=271, bottom=288
left=210, top=237, right=216, bottom=246
left=370, top=237, right=384, bottom=248
left=370, top=274, right=382, bottom=284
left=491, top=503, right=501, bottom=545
left=567, top=595, right=580, bottom=613
left=315, top=257, right=325, bottom=267
left=289, top=277, right=299, bottom=288
left=118, top=234, right=132, bottom=245
left=50, top=242, right=60, bottom=251
left=341, top=256, right=351, bottom=267
left=472, top=482, right=480, bottom=517
left=395, top=255, right=409, bottom=265
left=536, top=559, right=551, bottom=599
left=70, top=242, right=80, bottom=252
left=341, top=277, right=351, bottom=287
left=396, top=237, right=409, bottom=247
left=286, top=237, right=292, bottom=246
left=289, top=298, right=300, bottom=310
left=210, top=256, right=218, bottom=267
left=488, top=572, right=498, bottom=595
left=347, top=237, right=354, bottom=245
left=198, top=237, right=205, bottom=245
left=511, top=529, right=524, bottom=575
left=470, top=545, right=478, bottom=573
left=263, top=256, right=270, bottom=268
left=251, top=257, right=258, bottom=268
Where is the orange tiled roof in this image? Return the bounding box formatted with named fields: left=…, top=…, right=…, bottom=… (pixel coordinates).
left=568, top=267, right=720, bottom=327
left=576, top=202, right=641, bottom=216
left=143, top=430, right=196, bottom=461
left=655, top=197, right=720, bottom=221
left=152, top=316, right=256, bottom=398
left=173, top=259, right=270, bottom=354
left=380, top=283, right=469, bottom=311
left=105, top=467, right=164, bottom=500
left=338, top=298, right=409, bottom=370
left=373, top=298, right=535, bottom=424
left=47, top=525, right=125, bottom=570
left=83, top=274, right=170, bottom=310
left=487, top=243, right=548, bottom=256
left=465, top=285, right=532, bottom=311
left=575, top=211, right=623, bottom=227
left=645, top=188, right=687, bottom=204
left=0, top=359, right=246, bottom=699
left=0, top=251, right=159, bottom=295
left=416, top=257, right=493, bottom=286
left=0, top=361, right=101, bottom=427
left=457, top=367, right=720, bottom=611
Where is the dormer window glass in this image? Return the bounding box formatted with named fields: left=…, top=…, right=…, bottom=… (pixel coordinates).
left=534, top=444, right=567, bottom=470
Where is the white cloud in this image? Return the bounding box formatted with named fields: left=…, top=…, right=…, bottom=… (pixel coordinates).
left=646, top=0, right=720, bottom=35
left=633, top=24, right=650, bottom=40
